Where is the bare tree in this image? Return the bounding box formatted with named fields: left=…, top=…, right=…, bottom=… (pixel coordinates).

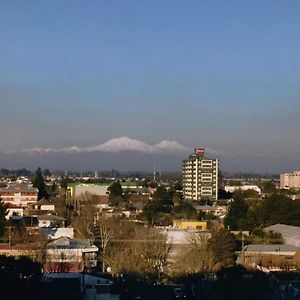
left=172, top=232, right=214, bottom=275
left=71, top=192, right=98, bottom=242
left=103, top=223, right=170, bottom=280
left=93, top=217, right=111, bottom=272
left=45, top=251, right=75, bottom=272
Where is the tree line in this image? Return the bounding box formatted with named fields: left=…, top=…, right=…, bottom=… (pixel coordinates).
left=224, top=191, right=300, bottom=231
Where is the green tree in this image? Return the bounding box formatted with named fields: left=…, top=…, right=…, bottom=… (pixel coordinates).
left=108, top=181, right=123, bottom=198
left=143, top=186, right=174, bottom=224
left=172, top=201, right=196, bottom=219
left=32, top=167, right=49, bottom=200
left=224, top=197, right=248, bottom=230
left=261, top=181, right=277, bottom=194
left=257, top=193, right=300, bottom=226
left=0, top=198, right=8, bottom=237
left=60, top=176, right=70, bottom=191
left=143, top=202, right=171, bottom=224
left=152, top=186, right=173, bottom=206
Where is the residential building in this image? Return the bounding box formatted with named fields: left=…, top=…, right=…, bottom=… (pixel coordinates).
left=182, top=148, right=218, bottom=201
left=0, top=181, right=38, bottom=207
left=40, top=227, right=74, bottom=240
left=162, top=228, right=211, bottom=245
left=44, top=237, right=98, bottom=272
left=280, top=171, right=300, bottom=189
left=34, top=198, right=55, bottom=211
left=173, top=219, right=208, bottom=230
left=243, top=244, right=298, bottom=269
left=224, top=185, right=261, bottom=194
left=5, top=203, right=23, bottom=220
left=37, top=214, right=66, bottom=228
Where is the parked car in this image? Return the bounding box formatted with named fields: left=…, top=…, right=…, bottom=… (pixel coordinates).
left=173, top=286, right=188, bottom=299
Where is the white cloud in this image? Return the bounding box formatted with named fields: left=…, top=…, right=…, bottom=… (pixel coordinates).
left=6, top=137, right=192, bottom=155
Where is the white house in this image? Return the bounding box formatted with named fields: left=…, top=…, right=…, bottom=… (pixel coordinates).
left=225, top=185, right=261, bottom=195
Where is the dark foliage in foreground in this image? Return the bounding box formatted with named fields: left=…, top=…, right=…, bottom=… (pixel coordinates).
left=0, top=256, right=42, bottom=300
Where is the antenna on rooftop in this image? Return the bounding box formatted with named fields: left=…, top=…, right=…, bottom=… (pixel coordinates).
left=158, top=164, right=162, bottom=181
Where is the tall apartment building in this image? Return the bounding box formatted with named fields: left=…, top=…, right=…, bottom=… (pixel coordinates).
left=280, top=171, right=300, bottom=189
left=182, top=148, right=218, bottom=201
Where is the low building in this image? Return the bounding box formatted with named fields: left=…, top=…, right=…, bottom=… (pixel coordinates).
left=224, top=185, right=261, bottom=194
left=45, top=237, right=98, bottom=272
left=162, top=228, right=211, bottom=245
left=173, top=220, right=208, bottom=230
left=34, top=198, right=55, bottom=211
left=40, top=227, right=74, bottom=240
left=243, top=244, right=298, bottom=269
left=264, top=224, right=300, bottom=246
left=193, top=204, right=228, bottom=217
left=38, top=215, right=66, bottom=228
left=0, top=237, right=98, bottom=272
left=5, top=203, right=23, bottom=220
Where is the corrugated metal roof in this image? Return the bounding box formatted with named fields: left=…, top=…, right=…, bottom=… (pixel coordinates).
left=245, top=244, right=298, bottom=253
left=264, top=224, right=300, bottom=242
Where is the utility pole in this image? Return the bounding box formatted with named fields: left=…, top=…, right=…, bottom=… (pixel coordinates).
left=240, top=233, right=245, bottom=264
left=6, top=226, right=12, bottom=246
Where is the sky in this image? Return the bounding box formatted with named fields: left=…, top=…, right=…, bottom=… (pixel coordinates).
left=0, top=1, right=300, bottom=172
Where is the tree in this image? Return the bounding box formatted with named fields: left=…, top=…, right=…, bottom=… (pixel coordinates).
left=108, top=181, right=123, bottom=205
left=42, top=168, right=51, bottom=176
left=71, top=193, right=98, bottom=241
left=104, top=223, right=170, bottom=280
left=212, top=265, right=270, bottom=300
left=33, top=167, right=49, bottom=200
left=108, top=181, right=122, bottom=197
left=152, top=186, right=173, bottom=205
left=172, top=201, right=197, bottom=219
left=60, top=176, right=70, bottom=191
left=172, top=192, right=181, bottom=206
left=93, top=217, right=111, bottom=272
left=0, top=198, right=8, bottom=237
left=173, top=232, right=214, bottom=274
left=261, top=181, right=277, bottom=194
left=257, top=193, right=300, bottom=227
left=224, top=197, right=248, bottom=230
left=208, top=228, right=238, bottom=268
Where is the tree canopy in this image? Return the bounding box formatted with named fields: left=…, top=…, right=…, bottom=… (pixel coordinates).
left=108, top=181, right=123, bottom=198
left=257, top=193, right=300, bottom=227
left=224, top=192, right=300, bottom=232
left=32, top=167, right=49, bottom=200
left=224, top=198, right=248, bottom=230
left=143, top=186, right=174, bottom=224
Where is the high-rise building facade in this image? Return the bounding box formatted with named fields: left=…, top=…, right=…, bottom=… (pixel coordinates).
left=280, top=171, right=300, bottom=189
left=182, top=148, right=218, bottom=201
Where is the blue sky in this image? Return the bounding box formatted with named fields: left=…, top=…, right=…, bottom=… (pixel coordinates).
left=0, top=1, right=299, bottom=172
